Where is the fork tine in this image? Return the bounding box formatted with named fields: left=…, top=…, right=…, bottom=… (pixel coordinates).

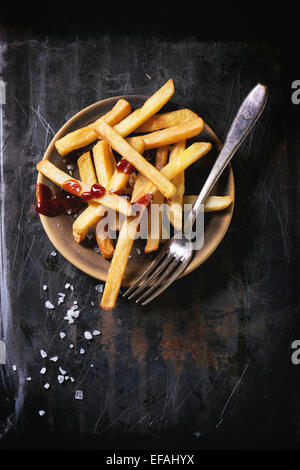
left=135, top=256, right=182, bottom=304
left=123, top=245, right=169, bottom=298
left=140, top=259, right=190, bottom=305
left=128, top=253, right=174, bottom=300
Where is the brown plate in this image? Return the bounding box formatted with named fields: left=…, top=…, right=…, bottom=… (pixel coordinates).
left=37, top=95, right=234, bottom=286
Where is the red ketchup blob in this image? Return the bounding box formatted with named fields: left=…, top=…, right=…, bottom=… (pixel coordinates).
left=116, top=159, right=135, bottom=175
left=81, top=183, right=106, bottom=202
left=35, top=183, right=83, bottom=217
left=62, top=179, right=82, bottom=195
left=131, top=193, right=153, bottom=214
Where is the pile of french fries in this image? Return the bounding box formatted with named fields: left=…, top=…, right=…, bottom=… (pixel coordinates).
left=36, top=79, right=232, bottom=310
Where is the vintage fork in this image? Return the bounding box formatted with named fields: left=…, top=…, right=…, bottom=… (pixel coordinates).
left=123, top=83, right=268, bottom=305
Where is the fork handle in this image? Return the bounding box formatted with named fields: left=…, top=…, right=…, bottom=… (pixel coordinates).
left=184, top=83, right=268, bottom=236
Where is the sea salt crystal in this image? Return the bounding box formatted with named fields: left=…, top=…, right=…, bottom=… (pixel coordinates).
left=90, top=301, right=94, bottom=306
left=51, top=250, right=56, bottom=256
left=57, top=298, right=64, bottom=306
left=93, top=246, right=100, bottom=254
left=26, top=377, right=32, bottom=381
left=44, top=383, right=50, bottom=389
left=59, top=367, right=66, bottom=375
left=95, top=284, right=103, bottom=293
left=136, top=248, right=141, bottom=255
left=59, top=332, right=66, bottom=339
left=40, top=367, right=46, bottom=374
left=65, top=376, right=69, bottom=380
left=75, top=390, right=83, bottom=400
left=80, top=348, right=85, bottom=354
left=42, top=285, right=48, bottom=291
left=69, top=344, right=74, bottom=349
left=70, top=377, right=75, bottom=383
left=58, top=293, right=65, bottom=298
left=73, top=300, right=78, bottom=305
left=50, top=356, right=58, bottom=362
left=38, top=410, right=45, bottom=416
left=93, top=330, right=100, bottom=336
left=12, top=365, right=17, bottom=371
left=57, top=375, right=64, bottom=384
left=73, top=311, right=80, bottom=319
left=84, top=331, right=93, bottom=340
left=45, top=300, right=54, bottom=309
left=65, top=283, right=70, bottom=289
left=40, top=349, right=47, bottom=358
left=70, top=285, right=74, bottom=291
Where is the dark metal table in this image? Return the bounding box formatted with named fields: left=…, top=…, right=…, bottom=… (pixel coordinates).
left=0, top=28, right=299, bottom=450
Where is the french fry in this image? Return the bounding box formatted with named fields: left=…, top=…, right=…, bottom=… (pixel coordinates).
left=183, top=195, right=233, bottom=212
left=73, top=203, right=106, bottom=243
left=92, top=140, right=116, bottom=189
left=131, top=173, right=148, bottom=203
left=113, top=79, right=175, bottom=137
left=132, top=142, right=212, bottom=203
left=78, top=151, right=98, bottom=185
left=95, top=220, right=115, bottom=259
left=101, top=141, right=212, bottom=310
left=166, top=141, right=186, bottom=231
left=36, top=160, right=132, bottom=216
left=135, top=108, right=199, bottom=133
left=94, top=119, right=176, bottom=199
left=55, top=99, right=131, bottom=156
left=145, top=146, right=169, bottom=253
left=105, top=136, right=145, bottom=194
left=141, top=118, right=204, bottom=150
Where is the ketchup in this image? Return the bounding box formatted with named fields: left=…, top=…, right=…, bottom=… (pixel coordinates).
left=81, top=183, right=106, bottom=202
left=36, top=183, right=83, bottom=217
left=62, top=179, right=82, bottom=195
left=116, top=159, right=135, bottom=175
left=131, top=193, right=153, bottom=214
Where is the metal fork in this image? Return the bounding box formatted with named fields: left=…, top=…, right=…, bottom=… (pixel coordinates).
left=123, top=83, right=268, bottom=305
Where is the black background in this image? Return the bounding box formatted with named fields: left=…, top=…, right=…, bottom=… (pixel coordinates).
left=0, top=6, right=299, bottom=458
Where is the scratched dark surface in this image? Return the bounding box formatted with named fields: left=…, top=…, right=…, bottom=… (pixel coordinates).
left=0, top=31, right=299, bottom=450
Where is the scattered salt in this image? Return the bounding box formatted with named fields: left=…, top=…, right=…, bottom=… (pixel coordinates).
left=45, top=300, right=54, bottom=309
left=70, top=285, right=74, bottom=291
left=59, top=366, right=66, bottom=375
left=84, top=331, right=93, bottom=340
left=40, top=349, right=47, bottom=358
left=57, top=375, right=64, bottom=384
left=12, top=365, right=17, bottom=371
left=90, top=301, right=94, bottom=306
left=42, top=285, right=48, bottom=291
left=95, top=284, right=103, bottom=293
left=69, top=344, right=74, bottom=349
left=65, top=376, right=69, bottom=380
left=70, top=377, right=75, bottom=383
left=44, top=383, right=50, bottom=389
left=65, top=283, right=70, bottom=289
left=93, top=330, right=100, bottom=336
left=59, top=332, right=66, bottom=339
left=51, top=250, right=56, bottom=256
left=75, top=390, right=83, bottom=400
left=26, top=377, right=32, bottom=381
left=38, top=410, right=45, bottom=416
left=80, top=348, right=85, bottom=354
left=50, top=356, right=58, bottom=362
left=40, top=367, right=46, bottom=374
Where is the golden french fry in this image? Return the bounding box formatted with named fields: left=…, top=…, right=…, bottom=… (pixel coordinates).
left=73, top=203, right=106, bottom=243
left=141, top=118, right=204, bottom=150
left=106, top=136, right=145, bottom=194
left=132, top=142, right=212, bottom=203
left=167, top=141, right=186, bottom=231
left=113, top=79, right=175, bottom=137
left=92, top=140, right=116, bottom=189
left=94, top=119, right=176, bottom=199
left=36, top=160, right=132, bottom=216
left=145, top=146, right=169, bottom=253
left=78, top=151, right=98, bottom=186
left=100, top=216, right=139, bottom=310
left=95, top=220, right=115, bottom=259
left=155, top=145, right=169, bottom=170
left=55, top=99, right=131, bottom=156
left=101, top=141, right=212, bottom=310
left=135, top=108, right=199, bottom=133
left=183, top=195, right=233, bottom=212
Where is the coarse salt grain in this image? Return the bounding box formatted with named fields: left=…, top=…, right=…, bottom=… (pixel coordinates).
left=40, top=349, right=47, bottom=358
left=84, top=331, right=92, bottom=340
left=70, top=285, right=74, bottom=291
left=75, top=390, right=83, bottom=400
left=59, top=367, right=66, bottom=375
left=45, top=300, right=54, bottom=309
left=44, top=383, right=50, bottom=389
left=51, top=251, right=56, bottom=256
left=26, top=377, right=32, bottom=381
left=59, top=332, right=66, bottom=339
left=93, top=330, right=100, bottom=336
left=95, top=284, right=103, bottom=293
left=38, top=410, right=45, bottom=416
left=65, top=283, right=70, bottom=289
left=12, top=365, right=17, bottom=371
left=40, top=367, right=46, bottom=374
left=70, top=377, right=75, bottom=383
left=57, top=375, right=64, bottom=384
left=80, top=348, right=85, bottom=354
left=50, top=356, right=58, bottom=362
left=69, top=344, right=74, bottom=349
left=42, top=285, right=48, bottom=291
